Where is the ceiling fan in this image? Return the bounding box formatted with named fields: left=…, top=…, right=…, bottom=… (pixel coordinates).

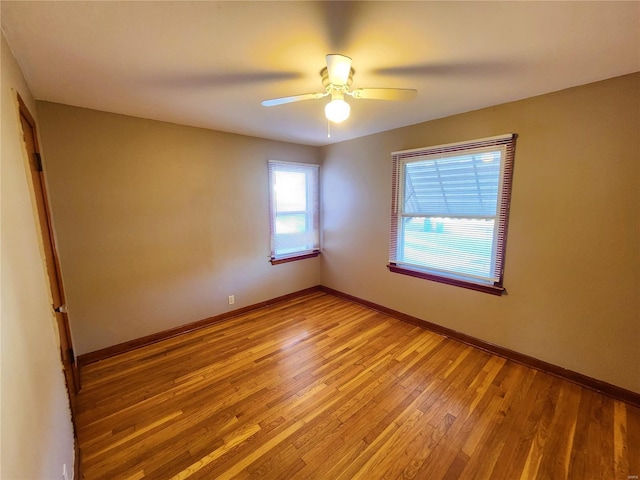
left=261, top=54, right=417, bottom=124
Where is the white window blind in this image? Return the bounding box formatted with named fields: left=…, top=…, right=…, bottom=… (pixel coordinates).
left=268, top=160, right=320, bottom=261
left=389, top=134, right=516, bottom=293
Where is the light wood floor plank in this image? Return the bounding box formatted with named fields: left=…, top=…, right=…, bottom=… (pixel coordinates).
left=76, top=292, right=640, bottom=479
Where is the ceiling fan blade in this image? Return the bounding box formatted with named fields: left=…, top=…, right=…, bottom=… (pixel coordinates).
left=326, top=54, right=352, bottom=85
left=350, top=88, right=418, bottom=101
left=261, top=92, right=326, bottom=107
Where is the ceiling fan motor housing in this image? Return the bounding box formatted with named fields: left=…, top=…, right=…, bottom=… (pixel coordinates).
left=321, top=66, right=355, bottom=92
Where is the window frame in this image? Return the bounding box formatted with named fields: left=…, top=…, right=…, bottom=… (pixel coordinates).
left=388, top=134, right=517, bottom=295
left=268, top=160, right=320, bottom=265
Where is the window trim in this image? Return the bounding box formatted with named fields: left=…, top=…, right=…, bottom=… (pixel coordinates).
left=388, top=134, right=517, bottom=295
left=268, top=160, right=320, bottom=264
left=270, top=251, right=320, bottom=265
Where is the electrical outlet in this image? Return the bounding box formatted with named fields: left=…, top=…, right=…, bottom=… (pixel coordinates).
left=62, top=463, right=69, bottom=480
left=228, top=295, right=235, bottom=305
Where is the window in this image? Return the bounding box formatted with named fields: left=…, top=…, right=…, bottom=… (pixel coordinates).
left=388, top=134, right=517, bottom=295
left=268, top=160, right=320, bottom=264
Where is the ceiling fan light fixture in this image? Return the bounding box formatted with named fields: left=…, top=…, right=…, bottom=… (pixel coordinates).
left=261, top=53, right=417, bottom=128
left=325, top=92, right=350, bottom=123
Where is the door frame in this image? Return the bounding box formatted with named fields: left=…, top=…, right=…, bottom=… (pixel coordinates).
left=17, top=95, right=80, bottom=399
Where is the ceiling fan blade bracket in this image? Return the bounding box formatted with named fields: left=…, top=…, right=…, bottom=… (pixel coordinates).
left=321, top=67, right=354, bottom=91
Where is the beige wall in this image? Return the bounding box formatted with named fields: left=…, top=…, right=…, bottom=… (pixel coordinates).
left=1, top=34, right=75, bottom=478
left=36, top=73, right=639, bottom=395
left=37, top=103, right=321, bottom=355
left=321, top=73, right=640, bottom=393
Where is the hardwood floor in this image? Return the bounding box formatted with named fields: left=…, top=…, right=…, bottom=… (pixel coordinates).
left=76, top=291, right=640, bottom=479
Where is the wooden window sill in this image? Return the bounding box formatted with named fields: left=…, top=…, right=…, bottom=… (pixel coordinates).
left=387, top=264, right=506, bottom=296
left=270, top=251, right=320, bottom=265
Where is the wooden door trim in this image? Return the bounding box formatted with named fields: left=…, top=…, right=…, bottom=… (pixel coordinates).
left=17, top=94, right=80, bottom=396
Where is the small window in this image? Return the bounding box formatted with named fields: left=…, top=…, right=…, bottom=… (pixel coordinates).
left=388, top=134, right=517, bottom=295
left=268, top=160, right=320, bottom=264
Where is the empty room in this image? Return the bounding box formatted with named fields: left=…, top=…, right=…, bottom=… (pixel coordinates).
left=1, top=1, right=639, bottom=479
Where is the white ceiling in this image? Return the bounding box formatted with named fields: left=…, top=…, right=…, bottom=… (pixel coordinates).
left=2, top=1, right=639, bottom=146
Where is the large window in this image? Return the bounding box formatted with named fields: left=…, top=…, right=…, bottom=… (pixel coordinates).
left=268, top=160, right=320, bottom=264
left=388, top=134, right=516, bottom=295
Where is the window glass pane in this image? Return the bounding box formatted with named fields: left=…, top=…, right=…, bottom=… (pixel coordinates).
left=400, top=216, right=496, bottom=280
left=274, top=171, right=307, bottom=212
left=275, top=213, right=307, bottom=234
left=404, top=149, right=502, bottom=217
left=275, top=230, right=316, bottom=255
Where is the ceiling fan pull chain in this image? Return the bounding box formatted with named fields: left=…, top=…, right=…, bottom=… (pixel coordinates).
left=327, top=119, right=331, bottom=138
